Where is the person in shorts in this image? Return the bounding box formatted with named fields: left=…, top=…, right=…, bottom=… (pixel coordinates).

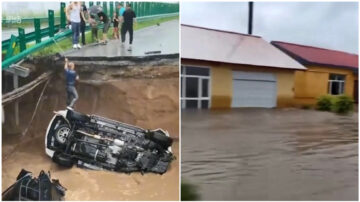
left=97, top=11, right=110, bottom=44
left=89, top=15, right=98, bottom=42
left=112, top=12, right=120, bottom=39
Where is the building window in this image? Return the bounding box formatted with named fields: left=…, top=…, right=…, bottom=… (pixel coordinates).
left=181, top=66, right=210, bottom=109
left=328, top=74, right=346, bottom=95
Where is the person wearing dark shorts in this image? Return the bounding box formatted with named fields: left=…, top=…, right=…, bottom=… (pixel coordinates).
left=80, top=2, right=87, bottom=45
left=89, top=15, right=98, bottom=42
left=97, top=11, right=110, bottom=44
left=121, top=4, right=136, bottom=51
left=112, top=12, right=120, bottom=39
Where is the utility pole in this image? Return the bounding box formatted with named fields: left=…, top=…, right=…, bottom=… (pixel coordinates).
left=248, top=2, right=253, bottom=35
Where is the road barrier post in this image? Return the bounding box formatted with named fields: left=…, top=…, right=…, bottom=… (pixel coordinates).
left=18, top=28, right=26, bottom=52
left=133, top=2, right=137, bottom=15
left=48, top=10, right=55, bottom=37
left=103, top=2, right=108, bottom=16
left=110, top=2, right=114, bottom=19
left=34, top=18, right=41, bottom=44
left=145, top=2, right=149, bottom=16
left=60, top=2, right=66, bottom=29
left=140, top=2, right=144, bottom=17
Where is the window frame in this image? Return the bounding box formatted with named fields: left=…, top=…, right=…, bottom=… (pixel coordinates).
left=181, top=65, right=211, bottom=109
left=328, top=74, right=346, bottom=95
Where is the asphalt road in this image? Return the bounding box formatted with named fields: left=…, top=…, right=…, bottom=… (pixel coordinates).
left=64, top=19, right=179, bottom=58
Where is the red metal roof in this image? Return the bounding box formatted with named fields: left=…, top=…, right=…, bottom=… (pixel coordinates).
left=181, top=25, right=306, bottom=70
left=271, top=41, right=358, bottom=69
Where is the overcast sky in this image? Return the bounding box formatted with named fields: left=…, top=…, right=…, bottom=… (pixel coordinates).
left=181, top=2, right=358, bottom=54
left=2, top=2, right=60, bottom=17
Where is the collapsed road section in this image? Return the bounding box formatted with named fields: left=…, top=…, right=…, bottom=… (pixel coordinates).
left=2, top=54, right=179, bottom=200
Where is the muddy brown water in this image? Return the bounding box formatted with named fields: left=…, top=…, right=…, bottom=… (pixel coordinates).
left=182, top=108, right=358, bottom=201
left=2, top=65, right=179, bottom=200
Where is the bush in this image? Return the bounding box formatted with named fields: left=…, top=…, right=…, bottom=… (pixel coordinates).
left=332, top=95, right=354, bottom=114
left=316, top=95, right=334, bottom=111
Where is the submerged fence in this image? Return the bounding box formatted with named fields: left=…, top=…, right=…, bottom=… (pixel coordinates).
left=2, top=1, right=179, bottom=69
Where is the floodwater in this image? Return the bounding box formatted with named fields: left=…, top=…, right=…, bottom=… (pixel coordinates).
left=182, top=108, right=358, bottom=200
left=2, top=65, right=179, bottom=200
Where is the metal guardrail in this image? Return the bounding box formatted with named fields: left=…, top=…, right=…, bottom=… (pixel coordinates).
left=2, top=25, right=61, bottom=51
left=2, top=1, right=179, bottom=69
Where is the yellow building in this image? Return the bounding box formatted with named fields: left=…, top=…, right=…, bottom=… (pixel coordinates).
left=271, top=41, right=359, bottom=106
left=181, top=25, right=306, bottom=109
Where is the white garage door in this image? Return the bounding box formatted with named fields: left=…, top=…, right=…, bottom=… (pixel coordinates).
left=232, top=71, right=277, bottom=108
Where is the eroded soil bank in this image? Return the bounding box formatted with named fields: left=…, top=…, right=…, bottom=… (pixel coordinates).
left=182, top=108, right=358, bottom=201
left=2, top=62, right=179, bottom=200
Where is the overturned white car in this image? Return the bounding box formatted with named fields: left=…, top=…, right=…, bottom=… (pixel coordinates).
left=45, top=109, right=174, bottom=174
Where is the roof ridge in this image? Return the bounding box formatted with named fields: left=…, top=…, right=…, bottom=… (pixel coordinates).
left=271, top=41, right=358, bottom=56
left=181, top=24, right=261, bottom=38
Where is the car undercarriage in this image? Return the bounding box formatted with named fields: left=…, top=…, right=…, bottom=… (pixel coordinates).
left=45, top=109, right=174, bottom=174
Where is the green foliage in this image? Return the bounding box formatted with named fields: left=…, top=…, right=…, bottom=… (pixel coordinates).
left=181, top=181, right=200, bottom=201
left=316, top=95, right=334, bottom=111
left=332, top=95, right=354, bottom=114
left=316, top=94, right=354, bottom=114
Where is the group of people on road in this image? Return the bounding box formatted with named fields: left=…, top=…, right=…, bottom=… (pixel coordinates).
left=66, top=2, right=137, bottom=52
left=64, top=2, right=137, bottom=109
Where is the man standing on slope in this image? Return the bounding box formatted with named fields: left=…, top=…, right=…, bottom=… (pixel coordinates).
left=64, top=58, right=79, bottom=109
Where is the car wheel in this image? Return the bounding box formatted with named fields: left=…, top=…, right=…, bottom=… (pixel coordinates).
left=150, top=131, right=173, bottom=149
left=53, top=153, right=74, bottom=168
left=55, top=124, right=70, bottom=144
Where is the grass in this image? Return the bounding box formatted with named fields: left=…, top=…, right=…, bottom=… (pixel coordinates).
left=2, top=15, right=178, bottom=58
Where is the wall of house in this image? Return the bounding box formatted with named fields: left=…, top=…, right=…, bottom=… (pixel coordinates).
left=182, top=59, right=297, bottom=108
left=294, top=65, right=356, bottom=106
left=210, top=66, right=233, bottom=108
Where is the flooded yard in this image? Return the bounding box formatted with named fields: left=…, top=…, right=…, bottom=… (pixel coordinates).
left=181, top=108, right=358, bottom=200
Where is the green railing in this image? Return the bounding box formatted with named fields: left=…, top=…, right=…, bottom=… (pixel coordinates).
left=2, top=1, right=179, bottom=69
